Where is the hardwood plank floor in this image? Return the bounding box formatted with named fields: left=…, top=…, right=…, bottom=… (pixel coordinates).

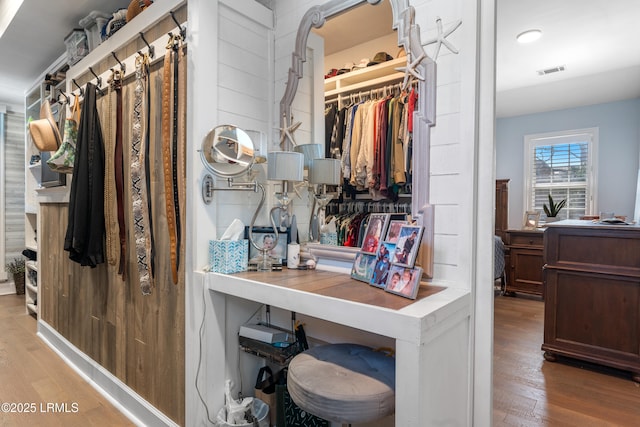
left=4, top=290, right=640, bottom=426
left=0, top=294, right=133, bottom=427
left=494, top=294, right=640, bottom=426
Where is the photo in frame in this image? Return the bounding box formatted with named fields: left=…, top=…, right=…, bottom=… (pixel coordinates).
left=360, top=213, right=390, bottom=255
left=523, top=211, right=540, bottom=229
left=385, top=265, right=423, bottom=299
left=244, top=227, right=292, bottom=265
left=390, top=225, right=424, bottom=267
left=370, top=241, right=396, bottom=288
left=350, top=252, right=377, bottom=283
left=385, top=219, right=408, bottom=243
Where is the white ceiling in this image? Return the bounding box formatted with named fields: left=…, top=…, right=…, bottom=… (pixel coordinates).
left=0, top=0, right=131, bottom=108
left=1, top=0, right=639, bottom=118
left=313, top=0, right=640, bottom=118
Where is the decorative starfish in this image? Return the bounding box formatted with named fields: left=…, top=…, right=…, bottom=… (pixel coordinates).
left=279, top=116, right=301, bottom=148
left=422, top=17, right=462, bottom=60
left=395, top=51, right=426, bottom=89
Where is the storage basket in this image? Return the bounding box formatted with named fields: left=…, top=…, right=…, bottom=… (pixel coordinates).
left=64, top=29, right=89, bottom=65
left=14, top=273, right=25, bottom=295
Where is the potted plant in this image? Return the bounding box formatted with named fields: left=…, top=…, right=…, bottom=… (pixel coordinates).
left=543, top=194, right=567, bottom=222
left=5, top=258, right=26, bottom=295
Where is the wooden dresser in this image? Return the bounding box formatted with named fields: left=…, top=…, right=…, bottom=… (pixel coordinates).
left=542, top=220, right=640, bottom=382
left=505, top=229, right=545, bottom=296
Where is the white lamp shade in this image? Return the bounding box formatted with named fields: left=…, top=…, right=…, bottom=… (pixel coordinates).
left=309, top=158, right=341, bottom=185
left=294, top=144, right=323, bottom=168
left=267, top=151, right=304, bottom=182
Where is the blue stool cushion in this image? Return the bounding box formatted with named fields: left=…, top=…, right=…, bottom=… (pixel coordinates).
left=287, top=343, right=395, bottom=424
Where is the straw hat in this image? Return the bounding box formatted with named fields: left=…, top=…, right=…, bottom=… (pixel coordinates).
left=28, top=101, right=61, bottom=152
left=127, top=0, right=153, bottom=22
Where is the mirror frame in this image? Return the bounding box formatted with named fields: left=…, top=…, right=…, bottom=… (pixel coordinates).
left=280, top=0, right=437, bottom=277
left=200, top=125, right=256, bottom=178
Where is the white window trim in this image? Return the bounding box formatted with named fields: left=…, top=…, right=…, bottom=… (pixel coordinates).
left=523, top=127, right=599, bottom=218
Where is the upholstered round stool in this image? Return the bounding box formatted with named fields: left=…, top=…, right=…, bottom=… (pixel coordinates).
left=287, top=343, right=395, bottom=424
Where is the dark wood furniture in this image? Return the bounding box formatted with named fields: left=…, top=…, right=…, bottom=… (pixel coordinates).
left=495, top=179, right=509, bottom=242
left=504, top=229, right=544, bottom=296
left=542, top=220, right=640, bottom=382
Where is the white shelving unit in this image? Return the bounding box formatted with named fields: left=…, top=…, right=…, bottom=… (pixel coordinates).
left=324, top=57, right=405, bottom=103
left=24, top=83, right=41, bottom=316
left=25, top=260, right=38, bottom=314
left=24, top=54, right=67, bottom=316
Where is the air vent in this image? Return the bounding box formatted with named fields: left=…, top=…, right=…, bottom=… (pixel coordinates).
left=537, top=65, right=566, bottom=76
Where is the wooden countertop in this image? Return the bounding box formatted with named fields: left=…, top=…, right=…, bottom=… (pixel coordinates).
left=228, top=268, right=445, bottom=311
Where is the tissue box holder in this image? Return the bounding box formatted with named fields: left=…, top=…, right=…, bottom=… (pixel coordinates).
left=209, top=240, right=248, bottom=273
left=320, top=232, right=338, bottom=246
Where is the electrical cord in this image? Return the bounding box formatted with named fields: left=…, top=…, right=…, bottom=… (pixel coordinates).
left=196, top=281, right=216, bottom=425
left=196, top=281, right=265, bottom=424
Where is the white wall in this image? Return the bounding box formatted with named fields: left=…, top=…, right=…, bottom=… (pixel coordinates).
left=496, top=98, right=640, bottom=229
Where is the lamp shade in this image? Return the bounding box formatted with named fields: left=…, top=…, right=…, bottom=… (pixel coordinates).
left=309, top=158, right=341, bottom=185
left=294, top=144, right=323, bottom=168
left=267, top=151, right=304, bottom=182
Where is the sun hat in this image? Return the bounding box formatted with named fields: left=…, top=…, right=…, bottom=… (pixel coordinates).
left=352, top=58, right=370, bottom=70
left=28, top=101, right=62, bottom=152
left=368, top=52, right=393, bottom=66
left=127, top=0, right=153, bottom=22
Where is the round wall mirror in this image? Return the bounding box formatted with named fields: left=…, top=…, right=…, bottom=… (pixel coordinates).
left=201, top=125, right=256, bottom=178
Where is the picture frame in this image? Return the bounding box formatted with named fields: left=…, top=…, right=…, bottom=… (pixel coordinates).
left=385, top=220, right=408, bottom=244
left=385, top=265, right=423, bottom=299
left=390, top=225, right=424, bottom=267
left=244, top=226, right=291, bottom=265
left=523, top=211, right=540, bottom=230
left=350, top=252, right=377, bottom=283
left=360, top=213, right=390, bottom=255
left=370, top=241, right=396, bottom=288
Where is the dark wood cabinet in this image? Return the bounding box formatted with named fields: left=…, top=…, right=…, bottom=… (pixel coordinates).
left=542, top=221, right=640, bottom=382
left=505, top=229, right=544, bottom=296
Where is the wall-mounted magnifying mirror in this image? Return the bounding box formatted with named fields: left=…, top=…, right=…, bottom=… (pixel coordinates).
left=201, top=125, right=255, bottom=178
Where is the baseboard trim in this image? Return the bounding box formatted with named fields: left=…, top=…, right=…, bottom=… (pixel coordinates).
left=37, top=320, right=179, bottom=427
left=0, top=280, right=16, bottom=295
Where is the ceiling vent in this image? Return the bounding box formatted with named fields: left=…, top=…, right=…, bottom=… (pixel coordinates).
left=537, top=65, right=566, bottom=76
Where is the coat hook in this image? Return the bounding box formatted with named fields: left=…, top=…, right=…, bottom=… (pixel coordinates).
left=111, top=51, right=126, bottom=74
left=169, top=10, right=186, bottom=39
left=88, top=66, right=102, bottom=88
left=72, top=79, right=84, bottom=97
left=139, top=32, right=155, bottom=58
left=57, top=89, right=69, bottom=104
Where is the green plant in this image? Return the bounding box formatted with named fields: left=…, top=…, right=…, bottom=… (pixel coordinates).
left=5, top=258, right=25, bottom=275
left=543, top=194, right=567, bottom=217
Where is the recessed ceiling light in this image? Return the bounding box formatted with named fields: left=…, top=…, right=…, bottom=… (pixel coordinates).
left=517, top=29, right=542, bottom=43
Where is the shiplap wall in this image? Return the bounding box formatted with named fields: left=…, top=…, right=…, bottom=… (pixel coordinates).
left=200, top=1, right=277, bottom=250
left=4, top=110, right=25, bottom=272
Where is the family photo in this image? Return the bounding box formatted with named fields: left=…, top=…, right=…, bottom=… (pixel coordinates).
left=385, top=265, right=422, bottom=299
left=391, top=225, right=423, bottom=267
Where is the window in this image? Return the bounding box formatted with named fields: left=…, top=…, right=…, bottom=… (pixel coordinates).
left=524, top=128, right=598, bottom=221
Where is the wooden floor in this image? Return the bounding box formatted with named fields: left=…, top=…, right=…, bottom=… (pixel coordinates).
left=3, top=292, right=640, bottom=426
left=0, top=294, right=133, bottom=427
left=494, top=294, right=640, bottom=426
